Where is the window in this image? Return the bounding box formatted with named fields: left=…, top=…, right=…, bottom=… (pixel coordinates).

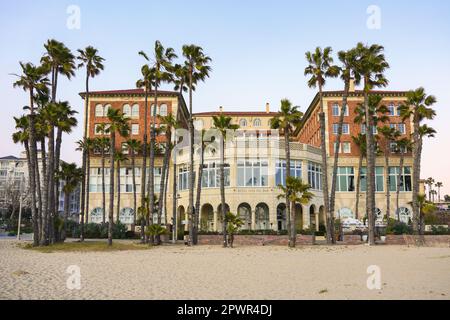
left=131, top=124, right=139, bottom=135
left=178, top=166, right=195, bottom=191
left=104, top=104, right=111, bottom=117
left=360, top=167, right=384, bottom=192
left=95, top=104, right=104, bottom=117
left=201, top=162, right=230, bottom=188
left=275, top=160, right=302, bottom=186
left=159, top=104, right=167, bottom=116
left=342, top=142, right=351, bottom=154
left=131, top=104, right=140, bottom=117
left=120, top=168, right=141, bottom=193
left=237, top=159, right=268, bottom=187
left=123, top=104, right=131, bottom=116
left=253, top=119, right=261, bottom=127
left=336, top=167, right=355, bottom=192
left=388, top=104, right=395, bottom=116
left=389, top=166, right=412, bottom=192
left=333, top=123, right=349, bottom=134
left=151, top=104, right=158, bottom=116
left=308, top=162, right=322, bottom=190
left=396, top=106, right=402, bottom=116
left=121, top=143, right=129, bottom=154
left=89, top=168, right=111, bottom=193
left=332, top=103, right=348, bottom=117
left=94, top=124, right=101, bottom=135
left=398, top=123, right=406, bottom=134
left=240, top=119, right=247, bottom=127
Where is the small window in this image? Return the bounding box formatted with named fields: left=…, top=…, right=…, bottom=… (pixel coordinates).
left=240, top=119, right=247, bottom=127
left=159, top=104, right=168, bottom=116
left=95, top=104, right=103, bottom=117
left=388, top=104, right=395, bottom=116
left=332, top=104, right=339, bottom=116
left=131, top=104, right=140, bottom=117
left=94, top=124, right=101, bottom=135
left=398, top=123, right=406, bottom=134
left=104, top=104, right=111, bottom=117
left=151, top=104, right=158, bottom=116
left=253, top=119, right=261, bottom=127
left=342, top=142, right=351, bottom=154
left=131, top=124, right=139, bottom=135
left=123, top=104, right=131, bottom=116
left=333, top=124, right=349, bottom=134
left=121, top=143, right=129, bottom=155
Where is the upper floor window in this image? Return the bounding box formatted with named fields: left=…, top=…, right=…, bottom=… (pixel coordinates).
left=308, top=162, right=322, bottom=190
left=333, top=123, right=349, bottom=135
left=95, top=104, right=104, bottom=117
left=159, top=104, right=168, bottom=116
left=253, top=119, right=261, bottom=127
left=332, top=103, right=348, bottom=117
left=240, top=119, right=248, bottom=127
left=132, top=104, right=140, bottom=117
left=361, top=124, right=377, bottom=134
left=131, top=124, right=139, bottom=135
left=336, top=167, right=355, bottom=192
left=237, top=159, right=268, bottom=187
left=334, top=142, right=351, bottom=154
left=123, top=104, right=131, bottom=117
left=151, top=104, right=158, bottom=116
left=398, top=123, right=406, bottom=134
left=275, top=160, right=302, bottom=186
left=388, top=104, right=395, bottom=116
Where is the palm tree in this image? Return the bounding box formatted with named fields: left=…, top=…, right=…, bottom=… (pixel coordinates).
left=379, top=125, right=401, bottom=220
left=399, top=88, right=437, bottom=235
left=40, top=39, right=76, bottom=244
left=105, top=108, right=130, bottom=245
left=126, top=139, right=141, bottom=232
left=139, top=41, right=177, bottom=244
left=330, top=48, right=359, bottom=229
left=413, top=194, right=437, bottom=237
left=77, top=46, right=104, bottom=236
left=304, top=46, right=340, bottom=244
left=212, top=115, right=239, bottom=247
left=114, top=151, right=128, bottom=223
left=270, top=99, right=303, bottom=247
left=277, top=177, right=314, bottom=247
left=12, top=62, right=49, bottom=246
left=181, top=44, right=212, bottom=245
left=425, top=177, right=435, bottom=202
left=436, top=182, right=443, bottom=203
left=55, top=162, right=83, bottom=241
left=352, top=134, right=367, bottom=218
left=395, top=137, right=412, bottom=218
left=93, top=132, right=110, bottom=224
left=354, top=43, right=389, bottom=246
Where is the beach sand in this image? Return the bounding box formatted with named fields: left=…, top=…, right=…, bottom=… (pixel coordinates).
left=1, top=239, right=449, bottom=300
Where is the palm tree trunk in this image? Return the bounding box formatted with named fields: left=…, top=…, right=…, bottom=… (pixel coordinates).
left=101, top=150, right=106, bottom=224
left=364, top=86, right=376, bottom=246
left=81, top=70, right=90, bottom=238
left=39, top=139, right=47, bottom=243
left=396, top=153, right=404, bottom=220
left=131, top=152, right=136, bottom=233
left=156, top=141, right=170, bottom=245
left=54, top=127, right=63, bottom=227
left=411, top=119, right=420, bottom=235
left=164, top=163, right=169, bottom=228
left=108, top=133, right=115, bottom=246
left=140, top=87, right=148, bottom=243
left=355, top=155, right=363, bottom=218
left=25, top=136, right=39, bottom=246
left=194, top=140, right=204, bottom=244
left=86, top=152, right=91, bottom=223
left=284, top=126, right=293, bottom=247
left=116, top=160, right=121, bottom=224
left=172, top=132, right=178, bottom=242
left=385, top=142, right=391, bottom=220
left=318, top=85, right=333, bottom=244
left=188, top=73, right=195, bottom=245
left=46, top=125, right=55, bottom=245
left=290, top=200, right=296, bottom=247
left=148, top=86, right=157, bottom=244
left=62, top=191, right=69, bottom=241
left=220, top=137, right=227, bottom=248
left=330, top=81, right=349, bottom=228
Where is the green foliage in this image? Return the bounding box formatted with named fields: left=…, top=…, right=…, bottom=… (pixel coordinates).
left=69, top=222, right=128, bottom=239
left=428, top=226, right=450, bottom=235
left=145, top=224, right=167, bottom=237
left=386, top=219, right=413, bottom=235
left=424, top=213, right=440, bottom=225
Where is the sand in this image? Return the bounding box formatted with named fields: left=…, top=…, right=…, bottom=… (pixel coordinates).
left=0, top=239, right=449, bottom=300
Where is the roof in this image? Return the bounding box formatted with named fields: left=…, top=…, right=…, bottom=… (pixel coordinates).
left=194, top=111, right=278, bottom=117
left=0, top=156, right=20, bottom=161
left=79, top=88, right=181, bottom=98
left=295, top=89, right=409, bottom=135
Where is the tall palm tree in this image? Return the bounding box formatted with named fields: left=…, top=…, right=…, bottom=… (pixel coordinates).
left=75, top=138, right=94, bottom=235
left=425, top=177, right=435, bottom=202
left=436, top=182, right=443, bottom=203
left=105, top=108, right=130, bottom=245
left=93, top=130, right=110, bottom=224
left=126, top=139, right=142, bottom=232
left=354, top=43, right=389, bottom=246
left=330, top=48, right=359, bottom=228
left=114, top=151, right=129, bottom=223
left=379, top=125, right=401, bottom=220
left=270, top=99, right=303, bottom=247
left=55, top=162, right=83, bottom=241
left=77, top=46, right=104, bottom=234
left=304, top=46, right=339, bottom=244
left=40, top=39, right=76, bottom=244
left=399, top=88, right=437, bottom=235
left=395, top=137, right=412, bottom=218
left=12, top=62, right=49, bottom=246
left=139, top=41, right=177, bottom=244
left=277, top=177, right=314, bottom=247
left=352, top=134, right=367, bottom=218
left=212, top=115, right=239, bottom=247
left=181, top=44, right=212, bottom=245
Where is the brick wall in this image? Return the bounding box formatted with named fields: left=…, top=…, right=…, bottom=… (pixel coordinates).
left=197, top=235, right=314, bottom=246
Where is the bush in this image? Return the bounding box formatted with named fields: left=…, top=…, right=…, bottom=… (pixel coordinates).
left=386, top=219, right=413, bottom=235
left=428, top=226, right=450, bottom=235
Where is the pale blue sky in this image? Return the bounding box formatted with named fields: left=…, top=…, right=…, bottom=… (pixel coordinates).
left=1, top=0, right=449, bottom=194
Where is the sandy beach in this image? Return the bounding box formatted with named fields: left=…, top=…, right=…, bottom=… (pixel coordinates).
left=0, top=239, right=449, bottom=300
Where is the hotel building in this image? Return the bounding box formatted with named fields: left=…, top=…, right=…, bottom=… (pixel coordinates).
left=82, top=85, right=415, bottom=232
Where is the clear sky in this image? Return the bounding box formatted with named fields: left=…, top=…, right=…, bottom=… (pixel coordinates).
left=1, top=0, right=449, bottom=195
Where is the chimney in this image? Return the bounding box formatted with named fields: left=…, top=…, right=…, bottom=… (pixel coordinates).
left=349, top=78, right=355, bottom=92
left=219, top=106, right=223, bottom=113
left=265, top=102, right=270, bottom=114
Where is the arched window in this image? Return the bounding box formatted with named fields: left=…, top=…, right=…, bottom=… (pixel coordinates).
left=131, top=104, right=140, bottom=117
left=95, top=104, right=103, bottom=117
left=255, top=203, right=269, bottom=230
left=90, top=208, right=103, bottom=224
left=151, top=104, right=158, bottom=116
left=375, top=208, right=383, bottom=221
left=398, top=207, right=411, bottom=224
left=337, top=207, right=354, bottom=220
left=123, top=104, right=131, bottom=116
left=159, top=104, right=168, bottom=116
left=104, top=104, right=111, bottom=117
left=239, top=119, right=247, bottom=127
left=253, top=118, right=261, bottom=127
left=119, top=208, right=134, bottom=225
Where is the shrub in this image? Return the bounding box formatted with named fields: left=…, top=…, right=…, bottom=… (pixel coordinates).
left=428, top=226, right=450, bottom=235
left=386, top=219, right=413, bottom=235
